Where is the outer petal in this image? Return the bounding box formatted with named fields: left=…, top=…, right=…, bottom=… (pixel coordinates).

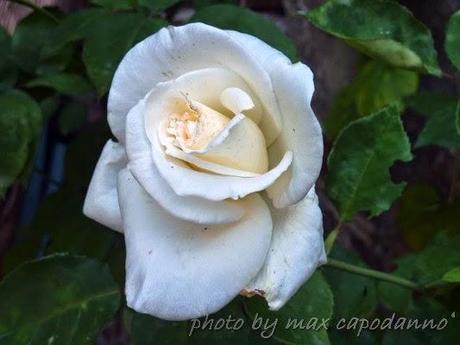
left=126, top=99, right=245, bottom=225
left=118, top=169, right=273, bottom=320
left=83, top=140, right=126, bottom=232
left=228, top=31, right=324, bottom=208
left=244, top=187, right=326, bottom=310
left=108, top=23, right=281, bottom=145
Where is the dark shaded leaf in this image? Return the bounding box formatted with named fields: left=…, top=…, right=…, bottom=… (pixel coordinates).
left=0, top=90, right=42, bottom=198
left=0, top=254, right=120, bottom=345
left=26, top=73, right=94, bottom=97
left=408, top=92, right=460, bottom=149
left=397, top=184, right=460, bottom=250
left=82, top=13, right=167, bottom=95
left=323, top=245, right=378, bottom=318
left=59, top=103, right=88, bottom=135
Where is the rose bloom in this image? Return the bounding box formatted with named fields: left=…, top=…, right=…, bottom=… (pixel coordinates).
left=84, top=23, right=325, bottom=320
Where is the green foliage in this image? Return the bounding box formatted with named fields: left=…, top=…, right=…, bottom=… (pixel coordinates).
left=139, top=0, right=181, bottom=11
left=0, top=27, right=17, bottom=91
left=46, top=9, right=166, bottom=95
left=26, top=73, right=94, bottom=97
left=0, top=90, right=42, bottom=198
left=443, top=267, right=460, bottom=283
left=82, top=13, right=166, bottom=95
left=446, top=10, right=460, bottom=72
left=327, top=105, right=412, bottom=221
left=323, top=245, right=378, bottom=318
left=408, top=92, right=460, bottom=149
left=379, top=233, right=460, bottom=313
left=192, top=4, right=298, bottom=61
left=129, top=311, right=189, bottom=345
left=0, top=254, right=120, bottom=344
left=397, top=184, right=460, bottom=250
left=245, top=272, right=333, bottom=345
left=194, top=0, right=236, bottom=9
left=91, top=0, right=134, bottom=10
left=304, top=0, right=440, bottom=75
left=12, top=12, right=55, bottom=73
left=59, top=103, right=88, bottom=135
left=325, top=60, right=418, bottom=138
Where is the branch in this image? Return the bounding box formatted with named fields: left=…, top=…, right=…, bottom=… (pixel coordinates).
left=324, top=258, right=420, bottom=290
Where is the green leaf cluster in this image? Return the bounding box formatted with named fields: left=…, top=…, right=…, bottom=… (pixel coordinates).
left=304, top=0, right=440, bottom=75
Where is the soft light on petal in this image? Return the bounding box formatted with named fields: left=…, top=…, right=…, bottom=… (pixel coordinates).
left=83, top=140, right=126, bottom=232
left=243, top=187, right=326, bottom=310
left=126, top=99, right=245, bottom=225
left=227, top=31, right=324, bottom=208
left=118, top=169, right=273, bottom=320
left=266, top=63, right=323, bottom=208
left=108, top=24, right=281, bottom=144
left=220, top=87, right=255, bottom=114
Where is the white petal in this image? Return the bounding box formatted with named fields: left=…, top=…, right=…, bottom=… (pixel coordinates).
left=108, top=23, right=281, bottom=144
left=266, top=63, right=323, bottom=208
left=118, top=169, right=273, bottom=320
left=126, top=99, right=245, bottom=225
left=228, top=31, right=324, bottom=208
left=220, top=87, right=255, bottom=114
left=164, top=145, right=261, bottom=178
left=83, top=140, right=126, bottom=232
left=152, top=120, right=293, bottom=200
left=244, top=187, right=326, bottom=310
left=129, top=84, right=291, bottom=200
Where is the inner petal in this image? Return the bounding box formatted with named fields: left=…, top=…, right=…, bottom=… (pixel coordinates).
left=159, top=93, right=269, bottom=176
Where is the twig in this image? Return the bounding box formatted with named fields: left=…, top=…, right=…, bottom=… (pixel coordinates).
left=324, top=258, right=420, bottom=290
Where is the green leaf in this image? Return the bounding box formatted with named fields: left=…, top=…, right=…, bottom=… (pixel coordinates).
left=0, top=27, right=17, bottom=91
left=194, top=0, right=236, bottom=9
left=191, top=4, right=298, bottom=61
left=0, top=90, right=42, bottom=198
left=396, top=233, right=460, bottom=285
left=379, top=234, right=460, bottom=312
left=129, top=298, right=250, bottom=345
left=324, top=245, right=377, bottom=318
left=327, top=105, right=412, bottom=221
left=304, top=0, right=440, bottom=75
left=446, top=10, right=460, bottom=72
left=325, top=60, right=418, bottom=138
left=44, top=8, right=108, bottom=56
left=59, top=103, right=88, bottom=135
left=442, top=267, right=460, bottom=283
left=245, top=272, right=333, bottom=345
left=26, top=73, right=94, bottom=97
left=408, top=92, right=460, bottom=149
left=82, top=13, right=167, bottom=95
left=0, top=254, right=120, bottom=344
left=0, top=27, right=11, bottom=68
left=139, top=0, right=181, bottom=11
left=91, top=0, right=134, bottom=10
left=11, top=12, right=57, bottom=73
left=129, top=311, right=188, bottom=345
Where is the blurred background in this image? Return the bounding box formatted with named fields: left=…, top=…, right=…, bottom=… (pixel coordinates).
left=1, top=1, right=460, bottom=344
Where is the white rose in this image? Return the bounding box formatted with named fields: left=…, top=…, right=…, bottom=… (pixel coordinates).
left=84, top=23, right=325, bottom=321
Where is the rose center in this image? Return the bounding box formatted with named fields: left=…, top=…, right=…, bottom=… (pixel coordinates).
left=166, top=101, right=230, bottom=152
